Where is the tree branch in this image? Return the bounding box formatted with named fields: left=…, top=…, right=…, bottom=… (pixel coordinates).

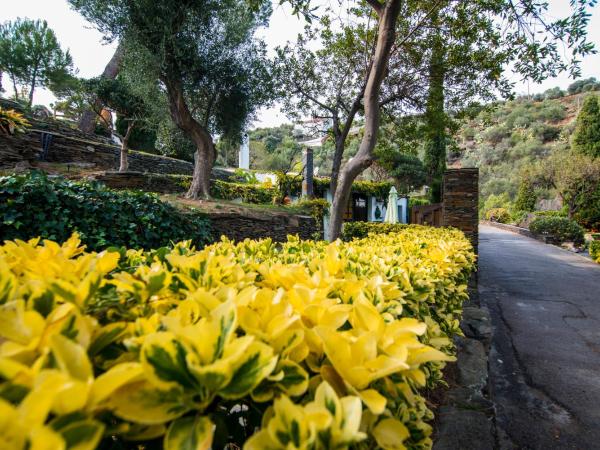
left=365, top=0, right=383, bottom=15
left=293, top=81, right=337, bottom=115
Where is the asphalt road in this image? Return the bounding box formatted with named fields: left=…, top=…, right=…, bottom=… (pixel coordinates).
left=479, top=225, right=600, bottom=450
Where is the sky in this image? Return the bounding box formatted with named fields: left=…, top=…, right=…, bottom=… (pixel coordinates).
left=3, top=0, right=600, bottom=128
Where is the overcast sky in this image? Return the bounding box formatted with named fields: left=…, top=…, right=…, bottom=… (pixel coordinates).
left=3, top=0, right=600, bottom=128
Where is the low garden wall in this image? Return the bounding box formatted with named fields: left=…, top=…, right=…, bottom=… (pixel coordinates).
left=206, top=210, right=317, bottom=242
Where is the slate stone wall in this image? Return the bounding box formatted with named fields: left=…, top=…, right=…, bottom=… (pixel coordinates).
left=206, top=212, right=318, bottom=243
left=0, top=121, right=194, bottom=175
left=443, top=168, right=479, bottom=251
left=89, top=171, right=189, bottom=194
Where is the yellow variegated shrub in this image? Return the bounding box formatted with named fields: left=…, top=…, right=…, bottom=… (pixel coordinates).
left=0, top=226, right=475, bottom=449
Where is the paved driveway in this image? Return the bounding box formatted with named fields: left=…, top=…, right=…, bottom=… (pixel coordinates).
left=479, top=225, right=600, bottom=449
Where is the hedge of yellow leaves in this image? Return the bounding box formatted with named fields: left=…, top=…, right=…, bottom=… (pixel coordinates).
left=0, top=225, right=475, bottom=450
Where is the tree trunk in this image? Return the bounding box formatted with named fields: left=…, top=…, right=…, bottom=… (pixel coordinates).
left=328, top=0, right=402, bottom=240
left=329, top=96, right=363, bottom=197
left=329, top=136, right=345, bottom=196
left=423, top=10, right=447, bottom=203
left=28, top=64, right=39, bottom=107
left=79, top=42, right=125, bottom=134
left=162, top=76, right=215, bottom=199
left=11, top=76, right=19, bottom=101
left=119, top=122, right=134, bottom=172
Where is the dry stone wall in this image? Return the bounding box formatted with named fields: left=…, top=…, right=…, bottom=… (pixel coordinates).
left=0, top=117, right=194, bottom=175
left=88, top=171, right=189, bottom=193
left=206, top=211, right=318, bottom=242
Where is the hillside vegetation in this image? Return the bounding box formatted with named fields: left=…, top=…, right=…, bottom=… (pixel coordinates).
left=455, top=92, right=583, bottom=204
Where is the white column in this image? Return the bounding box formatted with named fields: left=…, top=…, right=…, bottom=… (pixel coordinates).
left=239, top=132, right=250, bottom=170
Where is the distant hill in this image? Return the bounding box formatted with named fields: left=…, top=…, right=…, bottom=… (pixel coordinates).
left=451, top=90, right=597, bottom=207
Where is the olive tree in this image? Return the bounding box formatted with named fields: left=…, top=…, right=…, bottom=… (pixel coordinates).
left=70, top=0, right=275, bottom=199
left=279, top=0, right=595, bottom=239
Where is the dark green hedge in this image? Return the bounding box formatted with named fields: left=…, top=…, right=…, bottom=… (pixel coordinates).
left=277, top=174, right=393, bottom=199
left=210, top=180, right=276, bottom=204
left=529, top=216, right=585, bottom=245
left=0, top=172, right=212, bottom=250
left=341, top=222, right=408, bottom=241
left=589, top=240, right=600, bottom=261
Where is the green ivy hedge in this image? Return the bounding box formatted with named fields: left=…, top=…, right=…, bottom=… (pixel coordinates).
left=0, top=172, right=212, bottom=250
left=210, top=180, right=276, bottom=204
left=341, top=221, right=408, bottom=240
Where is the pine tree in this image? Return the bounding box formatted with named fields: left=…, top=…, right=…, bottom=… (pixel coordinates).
left=572, top=95, right=600, bottom=158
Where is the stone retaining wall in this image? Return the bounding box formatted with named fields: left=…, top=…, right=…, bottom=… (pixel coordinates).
left=206, top=212, right=318, bottom=242
left=0, top=119, right=194, bottom=175
left=89, top=171, right=189, bottom=194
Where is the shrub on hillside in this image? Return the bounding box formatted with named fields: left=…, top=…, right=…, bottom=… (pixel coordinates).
left=529, top=216, right=585, bottom=245
left=536, top=102, right=567, bottom=122
left=514, top=180, right=537, bottom=212
left=572, top=182, right=600, bottom=231
left=0, top=172, right=212, bottom=250
left=568, top=77, right=600, bottom=95
left=481, top=125, right=509, bottom=144
left=341, top=221, right=408, bottom=240
left=210, top=179, right=276, bottom=204
left=485, top=208, right=511, bottom=223
left=480, top=193, right=511, bottom=215
left=572, top=95, right=600, bottom=158
left=543, top=86, right=565, bottom=100
left=531, top=122, right=561, bottom=142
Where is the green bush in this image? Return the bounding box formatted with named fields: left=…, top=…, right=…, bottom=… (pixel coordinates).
left=277, top=174, right=393, bottom=199
left=295, top=197, right=330, bottom=220
left=210, top=179, right=276, bottom=204
left=409, top=196, right=431, bottom=208
left=230, top=168, right=259, bottom=184
left=510, top=209, right=529, bottom=225
left=0, top=172, right=212, bottom=250
left=534, top=210, right=567, bottom=218
left=589, top=240, right=600, bottom=262
left=341, top=221, right=408, bottom=240
left=572, top=181, right=600, bottom=231
left=485, top=207, right=511, bottom=223
left=514, top=180, right=537, bottom=212
left=529, top=216, right=585, bottom=245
